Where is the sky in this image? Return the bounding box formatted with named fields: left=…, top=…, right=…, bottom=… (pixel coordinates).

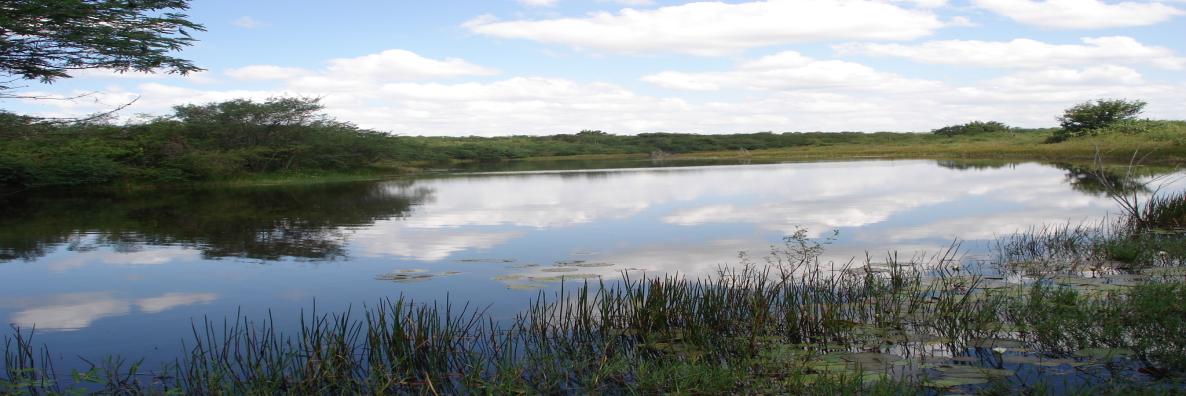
left=5, top=0, right=1185, bottom=136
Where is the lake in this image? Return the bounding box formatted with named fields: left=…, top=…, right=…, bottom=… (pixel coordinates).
left=1, top=158, right=1181, bottom=372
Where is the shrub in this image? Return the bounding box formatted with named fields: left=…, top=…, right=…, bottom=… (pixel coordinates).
left=1049, top=99, right=1146, bottom=142
left=931, top=121, right=1011, bottom=137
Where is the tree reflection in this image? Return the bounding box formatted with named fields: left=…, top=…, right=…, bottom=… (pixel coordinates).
left=0, top=181, right=433, bottom=262
left=1055, top=164, right=1150, bottom=196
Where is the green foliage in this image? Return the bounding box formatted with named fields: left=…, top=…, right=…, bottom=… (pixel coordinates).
left=1050, top=99, right=1147, bottom=142
left=0, top=97, right=418, bottom=188
left=1, top=96, right=1184, bottom=190
left=932, top=121, right=1012, bottom=137
left=0, top=0, right=204, bottom=87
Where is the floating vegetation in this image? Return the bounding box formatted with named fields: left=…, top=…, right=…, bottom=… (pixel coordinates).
left=457, top=258, right=516, bottom=263
left=506, top=283, right=547, bottom=291
left=527, top=273, right=600, bottom=282
left=571, top=262, right=614, bottom=268
left=375, top=269, right=462, bottom=282
left=539, top=267, right=580, bottom=273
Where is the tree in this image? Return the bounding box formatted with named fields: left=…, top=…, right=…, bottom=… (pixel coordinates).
left=931, top=121, right=1011, bottom=137
left=1058, top=99, right=1146, bottom=135
left=0, top=0, right=204, bottom=91
left=172, top=97, right=328, bottom=149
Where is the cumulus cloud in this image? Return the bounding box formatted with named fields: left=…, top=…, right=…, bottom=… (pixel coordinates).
left=973, top=0, right=1183, bottom=28
left=18, top=43, right=1186, bottom=136
left=226, top=65, right=312, bottom=80
left=464, top=0, right=945, bottom=55
left=642, top=51, right=944, bottom=92
left=227, top=49, right=498, bottom=86
left=836, top=36, right=1186, bottom=69
left=989, top=65, right=1145, bottom=86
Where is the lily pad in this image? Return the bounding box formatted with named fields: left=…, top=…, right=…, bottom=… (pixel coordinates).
left=572, top=262, right=615, bottom=268
left=924, top=365, right=1013, bottom=388
left=839, top=352, right=903, bottom=371
left=1002, top=355, right=1079, bottom=367
left=375, top=273, right=434, bottom=282
left=506, top=283, right=547, bottom=291
left=1073, top=347, right=1134, bottom=360
left=528, top=274, right=600, bottom=282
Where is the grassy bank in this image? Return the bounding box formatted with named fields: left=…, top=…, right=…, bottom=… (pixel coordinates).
left=3, top=97, right=1184, bottom=191
left=4, top=191, right=1185, bottom=394
left=532, top=126, right=1186, bottom=165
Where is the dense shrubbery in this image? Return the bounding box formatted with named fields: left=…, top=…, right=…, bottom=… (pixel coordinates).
left=1, top=96, right=1183, bottom=189
left=0, top=103, right=948, bottom=189
left=931, top=121, right=1012, bottom=137
left=0, top=98, right=428, bottom=188
left=1048, top=99, right=1149, bottom=143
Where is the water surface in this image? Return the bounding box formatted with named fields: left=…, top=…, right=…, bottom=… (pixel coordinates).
left=1, top=159, right=1180, bottom=370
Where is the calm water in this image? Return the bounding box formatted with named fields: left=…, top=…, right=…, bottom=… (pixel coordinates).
left=1, top=159, right=1181, bottom=371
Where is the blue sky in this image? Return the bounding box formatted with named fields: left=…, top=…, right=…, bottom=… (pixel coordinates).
left=6, top=0, right=1185, bottom=135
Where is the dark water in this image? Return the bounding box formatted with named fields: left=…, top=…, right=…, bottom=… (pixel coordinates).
left=0, top=159, right=1181, bottom=372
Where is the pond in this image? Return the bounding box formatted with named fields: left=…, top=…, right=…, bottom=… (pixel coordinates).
left=1, top=158, right=1182, bottom=374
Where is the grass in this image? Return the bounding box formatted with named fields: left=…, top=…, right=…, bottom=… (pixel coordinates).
left=649, top=130, right=1186, bottom=165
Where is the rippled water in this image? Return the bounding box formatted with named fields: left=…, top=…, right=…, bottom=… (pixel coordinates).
left=0, top=159, right=1181, bottom=370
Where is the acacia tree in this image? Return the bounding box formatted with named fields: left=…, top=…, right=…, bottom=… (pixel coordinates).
left=0, top=0, right=204, bottom=93
left=1058, top=99, right=1147, bottom=134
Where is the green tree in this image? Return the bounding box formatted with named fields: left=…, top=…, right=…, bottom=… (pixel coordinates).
left=0, top=0, right=203, bottom=91
left=931, top=121, right=1011, bottom=137
left=1057, top=99, right=1147, bottom=135
left=173, top=97, right=327, bottom=149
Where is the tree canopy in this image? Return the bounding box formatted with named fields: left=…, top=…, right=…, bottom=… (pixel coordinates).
left=0, top=0, right=203, bottom=89
left=1058, top=99, right=1147, bottom=134
left=931, top=121, right=1012, bottom=137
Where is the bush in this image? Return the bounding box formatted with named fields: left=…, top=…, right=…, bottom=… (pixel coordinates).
left=931, top=121, right=1011, bottom=137
left=1049, top=99, right=1146, bottom=142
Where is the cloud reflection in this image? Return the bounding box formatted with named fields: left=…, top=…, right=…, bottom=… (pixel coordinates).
left=351, top=161, right=1183, bottom=268
left=9, top=292, right=218, bottom=331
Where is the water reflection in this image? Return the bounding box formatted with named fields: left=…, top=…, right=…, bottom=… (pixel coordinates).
left=8, top=292, right=217, bottom=331
left=0, top=181, right=432, bottom=262
left=0, top=159, right=1182, bottom=343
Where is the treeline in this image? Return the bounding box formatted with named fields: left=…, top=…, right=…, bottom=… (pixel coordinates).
left=0, top=97, right=1181, bottom=190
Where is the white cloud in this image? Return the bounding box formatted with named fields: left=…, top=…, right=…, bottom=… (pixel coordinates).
left=600, top=0, right=656, bottom=5
left=18, top=43, right=1186, bottom=136
left=232, top=16, right=265, bottom=29
left=642, top=51, right=944, bottom=92
left=899, top=0, right=949, bottom=6
left=229, top=49, right=499, bottom=88
left=989, top=65, right=1145, bottom=86
left=325, top=49, right=499, bottom=81
left=836, top=36, right=1186, bottom=69
left=226, top=65, right=312, bottom=80
left=464, top=0, right=946, bottom=56
left=973, top=0, right=1183, bottom=28
left=518, top=0, right=558, bottom=6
